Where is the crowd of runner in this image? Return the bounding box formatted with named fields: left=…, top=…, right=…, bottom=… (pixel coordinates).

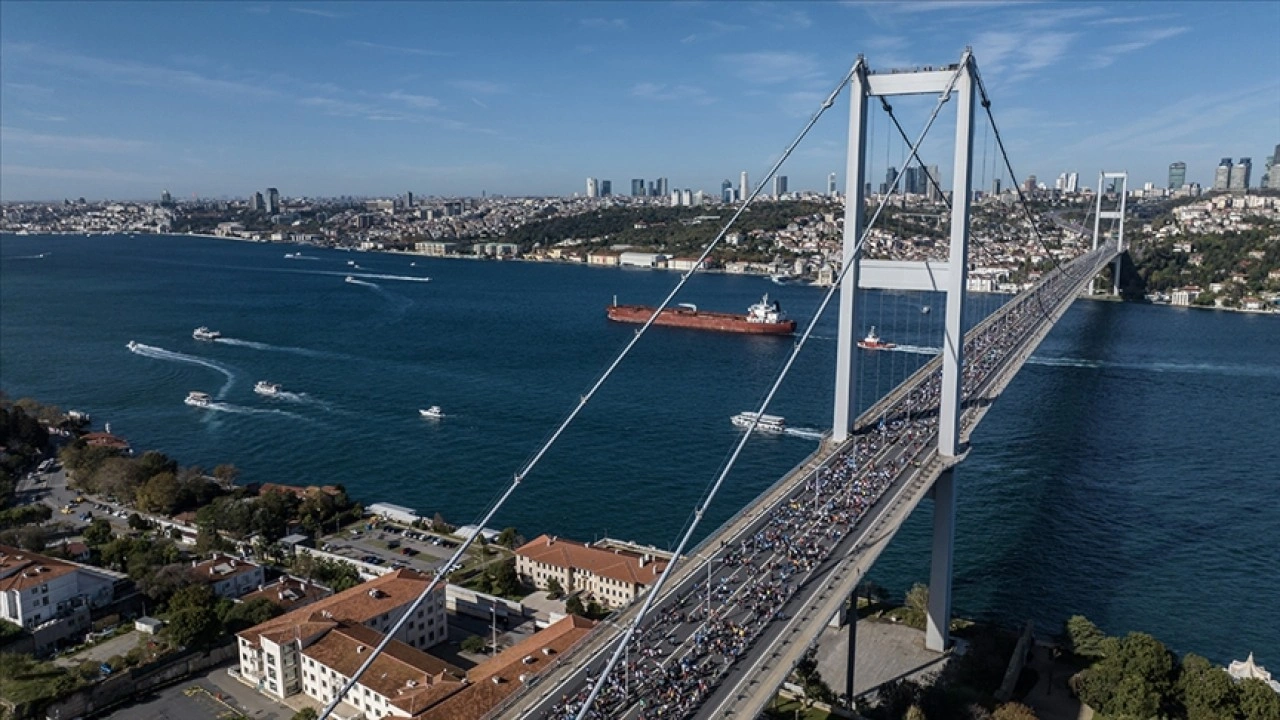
left=539, top=255, right=1100, bottom=720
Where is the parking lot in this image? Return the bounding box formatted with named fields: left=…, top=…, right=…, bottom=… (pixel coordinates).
left=318, top=522, right=491, bottom=575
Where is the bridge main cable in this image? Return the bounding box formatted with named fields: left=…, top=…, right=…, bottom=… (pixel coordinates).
left=315, top=51, right=866, bottom=720
left=571, top=56, right=969, bottom=720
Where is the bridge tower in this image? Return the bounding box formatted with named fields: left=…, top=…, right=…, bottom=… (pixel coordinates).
left=1092, top=171, right=1129, bottom=295
left=832, top=51, right=977, bottom=658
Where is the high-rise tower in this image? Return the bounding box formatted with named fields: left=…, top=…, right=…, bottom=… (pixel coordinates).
left=1213, top=158, right=1233, bottom=191
left=1229, top=158, right=1251, bottom=191
left=1168, top=162, right=1186, bottom=190
left=827, top=172, right=838, bottom=197
left=586, top=177, right=598, bottom=198
left=739, top=171, right=749, bottom=201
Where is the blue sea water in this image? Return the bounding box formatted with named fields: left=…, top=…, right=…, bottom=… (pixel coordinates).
left=1, top=233, right=1277, bottom=663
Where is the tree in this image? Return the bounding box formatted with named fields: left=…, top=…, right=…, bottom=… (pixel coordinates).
left=1237, top=677, right=1280, bottom=720
left=136, top=471, right=181, bottom=514
left=992, top=702, right=1039, bottom=720
left=1064, top=615, right=1113, bottom=659
left=221, top=598, right=283, bottom=634
left=212, top=463, right=240, bottom=488
left=496, top=526, right=520, bottom=549
left=1178, top=655, right=1240, bottom=720
left=127, top=512, right=151, bottom=531
left=290, top=709, right=319, bottom=720
left=1079, top=632, right=1176, bottom=718
left=546, top=578, right=564, bottom=599
left=565, top=595, right=586, bottom=617
left=139, top=563, right=191, bottom=605
left=82, top=517, right=114, bottom=546
left=166, top=584, right=220, bottom=647
left=487, top=558, right=521, bottom=597
left=905, top=705, right=927, bottom=720
left=899, top=582, right=929, bottom=629
left=461, top=635, right=487, bottom=653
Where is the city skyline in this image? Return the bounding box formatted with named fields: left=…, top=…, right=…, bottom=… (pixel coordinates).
left=1, top=1, right=1277, bottom=201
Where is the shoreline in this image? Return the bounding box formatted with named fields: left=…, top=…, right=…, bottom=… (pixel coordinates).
left=6, top=231, right=1277, bottom=314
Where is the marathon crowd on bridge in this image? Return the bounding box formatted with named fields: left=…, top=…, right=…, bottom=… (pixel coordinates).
left=540, top=256, right=1099, bottom=720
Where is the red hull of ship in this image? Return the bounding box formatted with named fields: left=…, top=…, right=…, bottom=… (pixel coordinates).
left=606, top=304, right=795, bottom=335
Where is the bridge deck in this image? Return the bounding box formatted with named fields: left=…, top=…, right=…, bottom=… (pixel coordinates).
left=491, top=245, right=1119, bottom=720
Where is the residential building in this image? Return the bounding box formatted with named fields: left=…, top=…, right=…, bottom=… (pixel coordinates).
left=1214, top=158, right=1233, bottom=191
left=189, top=554, right=265, bottom=599
left=656, top=177, right=669, bottom=197
left=1229, top=158, right=1252, bottom=191
left=1267, top=144, right=1280, bottom=190
left=266, top=187, right=281, bottom=214
left=414, top=241, right=457, bottom=257
left=0, top=545, right=124, bottom=653
left=515, top=534, right=667, bottom=608
left=773, top=175, right=788, bottom=198
left=161, top=190, right=172, bottom=206
left=240, top=577, right=332, bottom=612
left=1168, top=162, right=1187, bottom=190
left=586, top=250, right=620, bottom=266
left=236, top=569, right=447, bottom=702
left=1066, top=172, right=1079, bottom=193
left=1170, top=286, right=1202, bottom=306
left=250, top=192, right=264, bottom=211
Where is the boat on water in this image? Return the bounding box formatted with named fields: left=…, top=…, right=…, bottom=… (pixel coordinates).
left=254, top=381, right=282, bottom=397
left=857, top=326, right=896, bottom=350
left=192, top=326, right=221, bottom=341
left=344, top=276, right=356, bottom=283
left=184, top=391, right=212, bottom=408
left=731, top=412, right=786, bottom=433
left=126, top=340, right=139, bottom=351
left=347, top=260, right=356, bottom=266
left=419, top=406, right=445, bottom=419
left=606, top=294, right=796, bottom=335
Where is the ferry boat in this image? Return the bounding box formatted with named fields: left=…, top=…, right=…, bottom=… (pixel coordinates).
left=254, top=381, right=282, bottom=397
left=419, top=406, right=445, bottom=419
left=606, top=294, right=796, bottom=335
left=184, top=391, right=212, bottom=408
left=857, top=327, right=896, bottom=350
left=730, top=412, right=786, bottom=433
left=192, top=326, right=221, bottom=341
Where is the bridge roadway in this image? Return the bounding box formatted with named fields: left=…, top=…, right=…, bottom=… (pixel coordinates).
left=490, top=244, right=1120, bottom=720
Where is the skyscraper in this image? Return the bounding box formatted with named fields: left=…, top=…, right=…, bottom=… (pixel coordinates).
left=905, top=166, right=921, bottom=195
left=926, top=165, right=942, bottom=201
left=827, top=172, right=837, bottom=197
left=739, top=171, right=749, bottom=201
left=1266, top=144, right=1280, bottom=190
left=406, top=191, right=414, bottom=208
left=1066, top=172, right=1078, bottom=193
left=1213, top=158, right=1233, bottom=191
left=721, top=179, right=734, bottom=204
left=656, top=178, right=669, bottom=197
left=600, top=180, right=612, bottom=197
left=991, top=178, right=1001, bottom=195
left=631, top=179, right=645, bottom=197
left=250, top=191, right=264, bottom=211
left=161, top=190, right=172, bottom=206
left=266, top=187, right=280, bottom=214
left=1168, top=162, right=1186, bottom=190
left=773, top=176, right=788, bottom=198
left=586, top=177, right=598, bottom=198
left=884, top=167, right=897, bottom=194
left=1228, top=158, right=1251, bottom=191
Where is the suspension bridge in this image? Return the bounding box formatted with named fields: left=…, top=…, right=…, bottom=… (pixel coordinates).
left=316, top=49, right=1131, bottom=720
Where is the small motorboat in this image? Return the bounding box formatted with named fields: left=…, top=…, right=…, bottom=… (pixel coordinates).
left=419, top=406, right=445, bottom=419
left=857, top=326, right=896, bottom=350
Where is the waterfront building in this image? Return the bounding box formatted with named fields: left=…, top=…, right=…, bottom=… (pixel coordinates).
left=1226, top=653, right=1280, bottom=694
left=1229, top=158, right=1251, bottom=191
left=600, top=180, right=612, bottom=197
left=740, top=171, right=749, bottom=200
left=828, top=172, right=838, bottom=197
left=515, top=534, right=667, bottom=608
left=266, top=187, right=280, bottom=214
left=619, top=251, right=667, bottom=268
left=631, top=178, right=645, bottom=197
left=236, top=569, right=447, bottom=701
left=1169, top=162, right=1187, bottom=190
left=1214, top=158, right=1233, bottom=191
left=585, top=177, right=598, bottom=198
left=189, top=554, right=265, bottom=599
left=0, top=545, right=124, bottom=653
left=773, top=175, right=788, bottom=198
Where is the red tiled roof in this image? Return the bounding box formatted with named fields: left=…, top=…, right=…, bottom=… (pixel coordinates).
left=0, top=545, right=78, bottom=592
left=515, top=534, right=665, bottom=587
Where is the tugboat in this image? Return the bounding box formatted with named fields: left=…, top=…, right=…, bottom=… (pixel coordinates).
left=184, top=391, right=212, bottom=408
left=254, top=381, right=282, bottom=397
left=419, top=406, right=445, bottom=419
left=857, top=327, right=896, bottom=350
left=606, top=294, right=796, bottom=335
left=192, top=326, right=221, bottom=341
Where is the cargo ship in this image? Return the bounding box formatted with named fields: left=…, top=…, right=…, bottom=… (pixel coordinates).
left=606, top=294, right=796, bottom=335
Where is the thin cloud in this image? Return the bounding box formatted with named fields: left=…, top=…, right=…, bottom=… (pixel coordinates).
left=0, top=127, right=149, bottom=153
left=0, top=164, right=158, bottom=183
left=471, top=97, right=489, bottom=109
left=1087, top=27, right=1189, bottom=69
left=17, top=46, right=278, bottom=99
left=719, top=51, right=823, bottom=86
left=450, top=80, right=508, bottom=95
left=290, top=7, right=343, bottom=19
left=749, top=4, right=813, bottom=30
left=630, top=82, right=715, bottom=105
left=346, top=40, right=450, bottom=57
left=384, top=90, right=440, bottom=109
left=580, top=17, right=628, bottom=30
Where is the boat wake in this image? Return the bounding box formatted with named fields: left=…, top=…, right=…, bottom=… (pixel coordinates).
left=214, top=337, right=327, bottom=358
left=349, top=272, right=431, bottom=284
left=284, top=254, right=319, bottom=260
left=345, top=277, right=378, bottom=288
left=128, top=342, right=236, bottom=398
left=203, top=402, right=304, bottom=419
left=7, top=253, right=50, bottom=260
left=888, top=344, right=941, bottom=356
left=268, top=391, right=332, bottom=409
left=783, top=427, right=825, bottom=440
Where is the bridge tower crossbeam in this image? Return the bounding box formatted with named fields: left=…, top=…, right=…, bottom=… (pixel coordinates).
left=831, top=51, right=977, bottom=665
left=1092, top=171, right=1129, bottom=295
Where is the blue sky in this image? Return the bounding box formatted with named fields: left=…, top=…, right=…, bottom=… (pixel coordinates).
left=1, top=1, right=1277, bottom=201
